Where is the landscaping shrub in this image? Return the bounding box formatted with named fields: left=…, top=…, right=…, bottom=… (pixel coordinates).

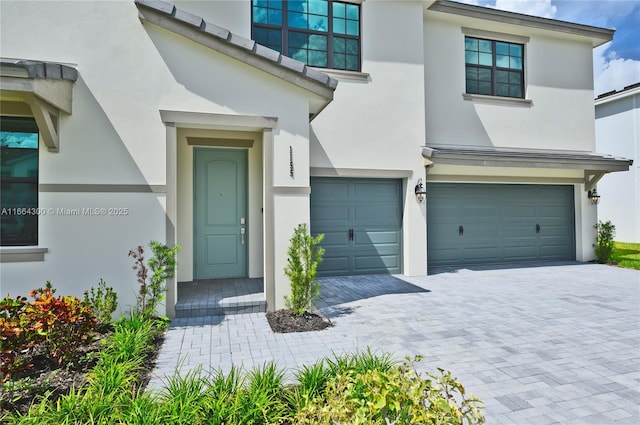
left=284, top=223, right=325, bottom=315
left=0, top=282, right=97, bottom=381
left=83, top=278, right=118, bottom=325
left=293, top=355, right=484, bottom=425
left=594, top=220, right=616, bottom=263
left=129, top=241, right=180, bottom=319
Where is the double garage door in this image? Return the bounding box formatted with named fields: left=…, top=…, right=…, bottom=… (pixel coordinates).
left=427, top=183, right=575, bottom=268
left=310, top=178, right=403, bottom=276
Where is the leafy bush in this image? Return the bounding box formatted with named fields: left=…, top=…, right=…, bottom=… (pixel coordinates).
left=0, top=282, right=97, bottom=381
left=594, top=220, right=616, bottom=263
left=294, top=355, right=485, bottom=425
left=83, top=278, right=118, bottom=325
left=284, top=223, right=325, bottom=315
left=0, top=295, right=34, bottom=381
left=129, top=241, right=180, bottom=319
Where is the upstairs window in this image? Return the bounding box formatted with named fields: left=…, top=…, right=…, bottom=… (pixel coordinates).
left=465, top=36, right=524, bottom=98
left=252, top=0, right=361, bottom=71
left=0, top=117, right=39, bottom=246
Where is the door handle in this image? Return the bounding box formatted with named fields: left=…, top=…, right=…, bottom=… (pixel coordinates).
left=240, top=228, right=245, bottom=244
left=459, top=225, right=464, bottom=236
left=536, top=224, right=541, bottom=234
left=348, top=228, right=354, bottom=241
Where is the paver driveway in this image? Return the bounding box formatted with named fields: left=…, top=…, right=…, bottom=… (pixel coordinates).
left=149, top=263, right=640, bottom=424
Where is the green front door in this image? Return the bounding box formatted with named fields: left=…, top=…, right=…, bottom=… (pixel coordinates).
left=194, top=148, right=247, bottom=279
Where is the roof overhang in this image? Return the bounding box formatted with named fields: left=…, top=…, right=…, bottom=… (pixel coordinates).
left=134, top=0, right=337, bottom=120
left=426, top=0, right=614, bottom=48
left=422, top=145, right=633, bottom=191
left=0, top=59, right=78, bottom=152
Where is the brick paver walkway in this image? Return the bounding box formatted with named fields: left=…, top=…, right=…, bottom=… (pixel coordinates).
left=149, top=263, right=640, bottom=424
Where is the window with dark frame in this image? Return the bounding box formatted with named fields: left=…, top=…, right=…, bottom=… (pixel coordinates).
left=465, top=36, right=524, bottom=98
left=0, top=117, right=39, bottom=246
left=252, top=0, right=361, bottom=72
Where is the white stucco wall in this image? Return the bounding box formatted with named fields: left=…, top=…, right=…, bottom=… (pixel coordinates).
left=310, top=0, right=428, bottom=276
left=595, top=89, right=640, bottom=242
left=0, top=0, right=317, bottom=313
left=423, top=10, right=597, bottom=152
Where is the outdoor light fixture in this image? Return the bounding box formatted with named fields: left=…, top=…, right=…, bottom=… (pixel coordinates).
left=588, top=188, right=600, bottom=205
left=415, top=178, right=427, bottom=203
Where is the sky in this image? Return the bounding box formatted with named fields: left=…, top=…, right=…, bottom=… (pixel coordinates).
left=455, top=0, right=640, bottom=96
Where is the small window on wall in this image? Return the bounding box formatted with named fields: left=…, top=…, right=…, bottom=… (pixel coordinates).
left=0, top=117, right=39, bottom=246
left=465, top=36, right=524, bottom=98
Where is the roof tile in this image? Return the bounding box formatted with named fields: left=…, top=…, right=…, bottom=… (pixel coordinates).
left=174, top=9, right=204, bottom=29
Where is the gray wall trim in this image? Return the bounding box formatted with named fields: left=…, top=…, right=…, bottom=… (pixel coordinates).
left=310, top=167, right=412, bottom=178
left=39, top=184, right=167, bottom=193
left=263, top=129, right=275, bottom=312
left=272, top=186, right=311, bottom=195
left=429, top=0, right=613, bottom=46
left=426, top=174, right=584, bottom=184
left=462, top=93, right=533, bottom=106
left=160, top=110, right=278, bottom=130
left=461, top=27, right=530, bottom=44
left=187, top=137, right=254, bottom=148
left=165, top=122, right=178, bottom=319
left=0, top=247, right=48, bottom=263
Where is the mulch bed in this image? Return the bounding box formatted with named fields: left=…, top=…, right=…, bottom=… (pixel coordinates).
left=0, top=327, right=165, bottom=416
left=266, top=309, right=332, bottom=333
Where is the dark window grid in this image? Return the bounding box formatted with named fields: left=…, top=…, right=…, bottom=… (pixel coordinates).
left=465, top=38, right=524, bottom=99
left=251, top=1, right=361, bottom=71
left=465, top=65, right=524, bottom=98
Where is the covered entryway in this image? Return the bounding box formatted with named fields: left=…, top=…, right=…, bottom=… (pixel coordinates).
left=310, top=177, right=403, bottom=276
left=194, top=148, right=248, bottom=279
left=427, top=183, right=575, bottom=268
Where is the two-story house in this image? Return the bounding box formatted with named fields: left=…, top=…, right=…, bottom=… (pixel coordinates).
left=0, top=0, right=631, bottom=317
left=595, top=83, right=640, bottom=243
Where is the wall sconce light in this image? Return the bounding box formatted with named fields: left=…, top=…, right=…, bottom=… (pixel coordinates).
left=588, top=188, right=600, bottom=205
left=415, top=178, right=427, bottom=203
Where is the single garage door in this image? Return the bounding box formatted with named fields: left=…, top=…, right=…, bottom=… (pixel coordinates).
left=311, top=177, right=402, bottom=276
left=427, top=183, right=575, bottom=268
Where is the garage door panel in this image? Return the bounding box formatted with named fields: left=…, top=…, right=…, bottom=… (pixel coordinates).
left=321, top=230, right=350, bottom=247
left=319, top=256, right=349, bottom=275
left=354, top=254, right=400, bottom=273
left=312, top=181, right=349, bottom=200
left=428, top=183, right=574, bottom=268
left=311, top=177, right=402, bottom=276
left=311, top=206, right=349, bottom=224
left=355, top=230, right=400, bottom=245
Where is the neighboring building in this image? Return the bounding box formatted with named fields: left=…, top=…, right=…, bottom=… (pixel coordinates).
left=0, top=0, right=631, bottom=317
left=595, top=83, right=640, bottom=242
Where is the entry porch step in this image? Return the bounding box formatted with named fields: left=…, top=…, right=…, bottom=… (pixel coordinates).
left=175, top=300, right=266, bottom=318
left=175, top=278, right=266, bottom=318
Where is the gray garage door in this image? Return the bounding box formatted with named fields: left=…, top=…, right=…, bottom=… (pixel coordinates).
left=427, top=183, right=575, bottom=268
left=310, top=178, right=402, bottom=276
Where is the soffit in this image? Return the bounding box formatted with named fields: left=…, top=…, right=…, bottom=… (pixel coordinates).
left=426, top=0, right=614, bottom=48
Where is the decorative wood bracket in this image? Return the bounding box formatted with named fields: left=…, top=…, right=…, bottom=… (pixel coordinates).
left=584, top=170, right=606, bottom=192
left=25, top=95, right=60, bottom=152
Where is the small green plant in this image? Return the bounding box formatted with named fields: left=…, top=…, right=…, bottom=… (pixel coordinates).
left=594, top=220, right=616, bottom=263
left=294, top=355, right=485, bottom=425
left=284, top=223, right=325, bottom=315
left=83, top=279, right=118, bottom=325
left=129, top=241, right=181, bottom=319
